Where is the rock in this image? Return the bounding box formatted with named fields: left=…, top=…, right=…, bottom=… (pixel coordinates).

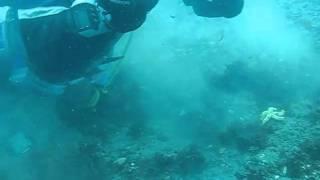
left=113, top=157, right=127, bottom=166
left=9, top=132, right=32, bottom=154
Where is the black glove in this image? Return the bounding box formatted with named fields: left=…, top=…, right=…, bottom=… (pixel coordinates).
left=100, top=0, right=136, bottom=12
left=99, top=0, right=147, bottom=33
left=183, top=0, right=244, bottom=18
left=101, top=0, right=158, bottom=12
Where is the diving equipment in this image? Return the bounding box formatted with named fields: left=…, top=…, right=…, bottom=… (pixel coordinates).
left=70, top=0, right=112, bottom=38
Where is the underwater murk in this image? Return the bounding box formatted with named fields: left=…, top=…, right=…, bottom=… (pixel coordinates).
left=1, top=0, right=320, bottom=179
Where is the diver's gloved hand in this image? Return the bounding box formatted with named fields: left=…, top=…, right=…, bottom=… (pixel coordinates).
left=99, top=0, right=147, bottom=33
left=100, top=0, right=136, bottom=15
left=183, top=0, right=244, bottom=18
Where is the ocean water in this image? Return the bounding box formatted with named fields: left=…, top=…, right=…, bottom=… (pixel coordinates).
left=1, top=0, right=320, bottom=179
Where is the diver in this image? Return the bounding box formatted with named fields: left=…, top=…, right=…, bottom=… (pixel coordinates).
left=14, top=0, right=159, bottom=83
left=0, top=0, right=244, bottom=113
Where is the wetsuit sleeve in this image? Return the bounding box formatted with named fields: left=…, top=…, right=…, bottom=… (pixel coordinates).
left=17, top=4, right=121, bottom=83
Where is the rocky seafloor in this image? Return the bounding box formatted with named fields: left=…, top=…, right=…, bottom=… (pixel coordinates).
left=1, top=0, right=320, bottom=179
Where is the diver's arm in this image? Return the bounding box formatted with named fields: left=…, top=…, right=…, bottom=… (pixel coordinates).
left=18, top=0, right=151, bottom=38
left=18, top=2, right=104, bottom=39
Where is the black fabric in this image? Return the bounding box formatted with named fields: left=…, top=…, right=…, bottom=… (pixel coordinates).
left=67, top=3, right=101, bottom=33
left=14, top=0, right=73, bottom=9
left=110, top=9, right=146, bottom=33
left=99, top=0, right=149, bottom=33
left=185, top=0, right=244, bottom=18
left=136, top=0, right=159, bottom=12
left=20, top=11, right=120, bottom=84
